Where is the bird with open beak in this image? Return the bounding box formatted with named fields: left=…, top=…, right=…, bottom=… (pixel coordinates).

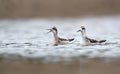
left=47, top=26, right=74, bottom=46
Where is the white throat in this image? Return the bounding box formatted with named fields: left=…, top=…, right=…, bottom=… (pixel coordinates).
left=52, top=32, right=59, bottom=44
left=81, top=31, right=87, bottom=38
left=81, top=31, right=89, bottom=45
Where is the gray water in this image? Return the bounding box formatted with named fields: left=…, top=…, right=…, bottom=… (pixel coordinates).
left=0, top=16, right=120, bottom=62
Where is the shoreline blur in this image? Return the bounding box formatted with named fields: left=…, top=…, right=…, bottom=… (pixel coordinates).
left=0, top=0, right=120, bottom=18
left=0, top=58, right=120, bottom=74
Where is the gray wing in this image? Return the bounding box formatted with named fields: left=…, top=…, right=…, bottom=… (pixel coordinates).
left=86, top=37, right=98, bottom=43
left=58, top=37, right=69, bottom=41
left=58, top=37, right=74, bottom=42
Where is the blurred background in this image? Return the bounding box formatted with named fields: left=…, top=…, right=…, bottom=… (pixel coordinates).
left=0, top=0, right=120, bottom=18
left=0, top=0, right=120, bottom=74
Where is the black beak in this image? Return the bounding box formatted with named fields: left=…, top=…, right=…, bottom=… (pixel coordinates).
left=47, top=29, right=52, bottom=33
left=77, top=30, right=81, bottom=32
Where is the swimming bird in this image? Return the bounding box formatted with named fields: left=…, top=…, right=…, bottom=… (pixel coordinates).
left=47, top=26, right=74, bottom=46
left=77, top=26, right=106, bottom=45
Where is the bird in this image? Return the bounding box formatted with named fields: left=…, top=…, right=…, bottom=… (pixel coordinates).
left=77, top=26, right=106, bottom=45
left=47, top=26, right=74, bottom=46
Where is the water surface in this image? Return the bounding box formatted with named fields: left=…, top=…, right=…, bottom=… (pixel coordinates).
left=0, top=16, right=120, bottom=62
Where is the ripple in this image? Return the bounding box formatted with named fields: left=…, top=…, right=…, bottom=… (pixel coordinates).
left=0, top=17, right=120, bottom=62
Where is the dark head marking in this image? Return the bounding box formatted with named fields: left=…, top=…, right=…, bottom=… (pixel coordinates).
left=82, top=27, right=85, bottom=30
left=52, top=26, right=58, bottom=32
left=81, top=26, right=85, bottom=30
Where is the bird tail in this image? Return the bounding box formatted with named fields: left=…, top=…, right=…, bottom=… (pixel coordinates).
left=68, top=38, right=74, bottom=41
left=98, top=40, right=106, bottom=43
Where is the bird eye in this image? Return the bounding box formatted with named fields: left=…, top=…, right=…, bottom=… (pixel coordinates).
left=52, top=28, right=56, bottom=30
left=52, top=28, right=55, bottom=29
left=52, top=27, right=57, bottom=32
left=82, top=27, right=85, bottom=30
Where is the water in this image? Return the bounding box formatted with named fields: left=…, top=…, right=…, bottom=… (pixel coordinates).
left=0, top=16, right=120, bottom=62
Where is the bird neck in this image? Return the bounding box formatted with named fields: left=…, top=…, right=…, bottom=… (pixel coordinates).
left=81, top=31, right=87, bottom=38
left=53, top=32, right=59, bottom=43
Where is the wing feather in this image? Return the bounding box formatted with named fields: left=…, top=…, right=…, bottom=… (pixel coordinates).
left=86, top=37, right=98, bottom=43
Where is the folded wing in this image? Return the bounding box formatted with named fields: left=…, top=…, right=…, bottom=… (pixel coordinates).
left=59, top=37, right=74, bottom=42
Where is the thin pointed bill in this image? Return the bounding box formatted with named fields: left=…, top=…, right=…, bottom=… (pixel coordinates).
left=46, top=29, right=52, bottom=34
left=77, top=30, right=81, bottom=32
